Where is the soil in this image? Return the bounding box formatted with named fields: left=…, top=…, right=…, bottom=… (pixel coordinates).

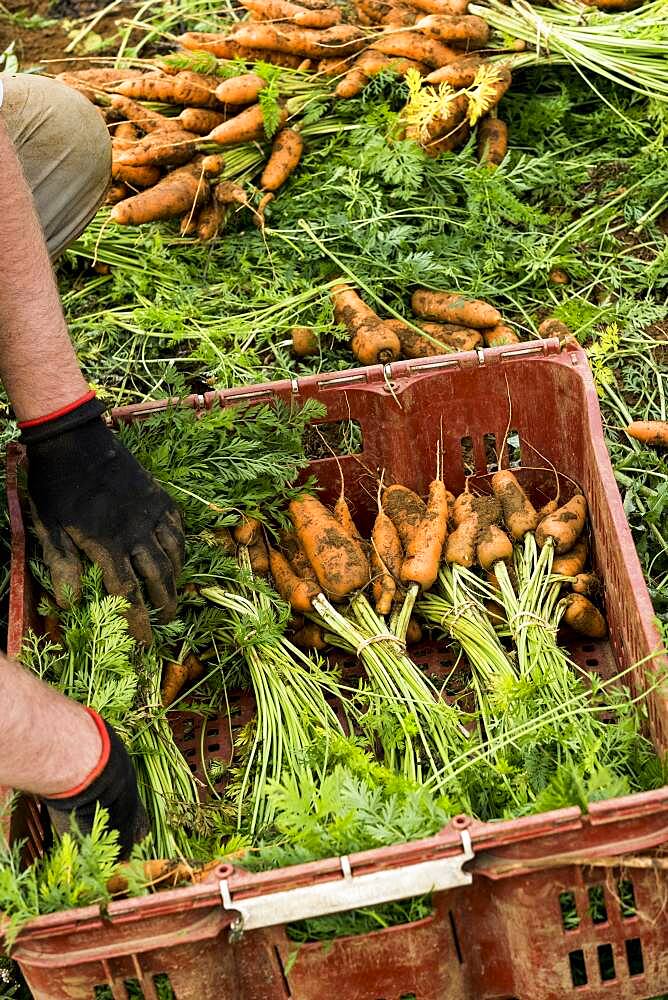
left=0, top=0, right=135, bottom=73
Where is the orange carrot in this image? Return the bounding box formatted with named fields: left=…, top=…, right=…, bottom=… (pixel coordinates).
left=482, top=325, right=519, bottom=347
left=538, top=318, right=573, bottom=342
left=112, top=160, right=161, bottom=189
left=268, top=546, right=320, bottom=611
left=108, top=859, right=221, bottom=896
left=179, top=107, right=227, bottom=134
left=292, top=326, right=319, bottom=356
left=571, top=572, right=600, bottom=597
left=230, top=23, right=366, bottom=59
left=552, top=538, right=588, bottom=577
left=453, top=490, right=476, bottom=526
left=178, top=31, right=305, bottom=66
left=409, top=0, right=469, bottom=12
left=206, top=104, right=288, bottom=145
left=215, top=181, right=249, bottom=206
left=626, top=421, right=668, bottom=448
left=336, top=52, right=428, bottom=97
left=318, top=55, right=354, bottom=75
left=107, top=182, right=129, bottom=205
left=562, top=594, right=607, bottom=638
left=333, top=494, right=362, bottom=542
left=115, top=128, right=199, bottom=167
left=292, top=622, right=328, bottom=649
left=234, top=516, right=261, bottom=546
left=477, top=523, right=512, bottom=571
left=201, top=154, right=225, bottom=176
left=411, top=289, right=502, bottom=328
left=477, top=116, right=508, bottom=167
left=401, top=480, right=450, bottom=589
left=536, top=495, right=588, bottom=554
left=426, top=54, right=483, bottom=86
left=260, top=129, right=304, bottom=190
left=405, top=617, right=423, bottom=644
left=416, top=14, right=490, bottom=46
left=382, top=484, right=427, bottom=550
left=445, top=513, right=479, bottom=567
left=114, top=71, right=219, bottom=108
left=372, top=30, right=460, bottom=67
left=114, top=121, right=139, bottom=141
left=110, top=95, right=183, bottom=133
left=215, top=73, right=266, bottom=105
left=491, top=470, right=539, bottom=539
left=110, top=159, right=209, bottom=225
left=248, top=536, right=270, bottom=575
left=331, top=283, right=401, bottom=365
left=241, top=0, right=342, bottom=26
left=281, top=530, right=320, bottom=587
left=161, top=661, right=189, bottom=706
left=385, top=318, right=481, bottom=357
left=372, top=508, right=404, bottom=580
left=289, top=495, right=370, bottom=599
left=372, top=546, right=396, bottom=614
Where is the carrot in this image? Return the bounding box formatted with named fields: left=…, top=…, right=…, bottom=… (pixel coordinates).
left=336, top=53, right=428, bottom=97
left=115, top=128, right=199, bottom=168
left=482, top=325, right=518, bottom=347
left=234, top=515, right=261, bottom=546
left=371, top=546, right=396, bottom=614
left=206, top=104, right=288, bottom=145
left=401, top=480, right=450, bottom=589
left=385, top=318, right=481, bottom=357
left=43, top=612, right=63, bottom=646
left=178, top=31, right=306, bottom=66
left=478, top=65, right=512, bottom=109
left=201, top=154, right=225, bottom=176
left=292, top=326, right=319, bottom=356
left=318, top=56, right=354, bottom=75
left=445, top=513, right=479, bottom=567
left=372, top=508, right=404, bottom=580
left=426, top=54, right=483, bottom=86
left=382, top=484, right=427, bottom=549
left=293, top=622, right=328, bottom=650
left=289, top=495, right=370, bottom=599
left=405, top=617, right=423, bottom=644
left=241, top=0, right=342, bottom=26
left=409, top=0, right=469, bottom=12
left=411, top=289, right=502, bottom=328
left=110, top=95, right=183, bottom=134
left=110, top=159, right=209, bottom=225
left=552, top=538, right=588, bottom=577
left=215, top=181, right=249, bottom=207
left=261, top=128, right=304, bottom=190
left=425, top=118, right=470, bottom=157
left=472, top=494, right=502, bottom=529
left=452, top=490, right=476, bottom=526
left=230, top=23, right=366, bottom=59
left=491, top=470, right=539, bottom=540
left=477, top=523, right=512, bottom=571
left=179, top=107, right=227, bottom=134
left=536, top=495, right=588, bottom=554
left=571, top=572, right=600, bottom=598
left=107, top=182, right=129, bottom=205
left=215, top=73, right=266, bottom=105
left=114, top=71, right=219, bottom=108
left=416, top=14, right=490, bottom=46
left=181, top=210, right=199, bottom=237
left=255, top=191, right=275, bottom=228
left=161, top=661, right=189, bottom=707
left=562, top=594, right=607, bottom=639
left=372, top=30, right=460, bottom=67
left=281, top=530, right=320, bottom=587
left=538, top=499, right=559, bottom=521
left=108, top=859, right=221, bottom=896
left=333, top=494, right=363, bottom=542
left=625, top=421, right=668, bottom=448
left=477, top=116, right=508, bottom=167
left=112, top=161, right=161, bottom=189
left=59, top=67, right=146, bottom=90
left=268, top=546, right=320, bottom=611
left=248, top=536, right=270, bottom=575
left=538, top=318, right=573, bottom=342
left=114, top=121, right=139, bottom=141
left=331, top=283, right=401, bottom=365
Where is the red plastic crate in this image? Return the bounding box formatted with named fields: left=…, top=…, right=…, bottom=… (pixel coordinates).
left=5, top=339, right=668, bottom=1000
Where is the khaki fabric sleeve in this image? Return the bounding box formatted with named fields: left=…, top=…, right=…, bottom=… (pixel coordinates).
left=0, top=73, right=111, bottom=259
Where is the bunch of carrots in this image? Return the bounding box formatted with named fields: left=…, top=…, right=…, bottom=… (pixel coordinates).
left=292, top=283, right=520, bottom=365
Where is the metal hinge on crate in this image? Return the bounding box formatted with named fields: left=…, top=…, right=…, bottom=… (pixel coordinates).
left=220, top=830, right=474, bottom=936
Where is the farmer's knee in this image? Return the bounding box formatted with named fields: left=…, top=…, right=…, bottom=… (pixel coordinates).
left=0, top=73, right=111, bottom=258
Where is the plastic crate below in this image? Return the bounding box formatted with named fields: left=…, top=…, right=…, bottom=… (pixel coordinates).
left=5, top=339, right=668, bottom=1000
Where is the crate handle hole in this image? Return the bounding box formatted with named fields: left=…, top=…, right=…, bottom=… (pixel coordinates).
left=618, top=879, right=637, bottom=919
left=625, top=937, right=644, bottom=976
left=569, top=949, right=587, bottom=987
left=559, top=891, right=580, bottom=931
left=597, top=943, right=616, bottom=982
left=588, top=885, right=608, bottom=925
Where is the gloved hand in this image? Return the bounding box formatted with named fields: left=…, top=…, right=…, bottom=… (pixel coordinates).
left=44, top=709, right=147, bottom=859
left=20, top=392, right=184, bottom=645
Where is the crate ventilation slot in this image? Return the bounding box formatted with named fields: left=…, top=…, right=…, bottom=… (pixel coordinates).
left=626, top=938, right=644, bottom=976
left=304, top=420, right=363, bottom=460
left=569, top=948, right=587, bottom=987
left=506, top=430, right=521, bottom=467
left=598, top=942, right=616, bottom=982
left=559, top=891, right=579, bottom=931
left=588, top=885, right=608, bottom=924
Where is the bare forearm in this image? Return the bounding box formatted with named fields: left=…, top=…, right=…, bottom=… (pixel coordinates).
left=0, top=118, right=88, bottom=422
left=0, top=653, right=101, bottom=795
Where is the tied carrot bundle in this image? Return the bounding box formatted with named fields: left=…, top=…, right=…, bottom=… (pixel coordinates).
left=412, top=289, right=502, bottom=329
left=260, top=128, right=304, bottom=191
left=626, top=421, right=668, bottom=448
left=215, top=73, right=266, bottom=105
left=401, top=480, right=450, bottom=590
left=291, top=326, right=319, bottom=356
left=110, top=159, right=210, bottom=225
left=289, top=495, right=370, bottom=599
left=331, top=283, right=401, bottom=365
left=381, top=484, right=427, bottom=550
left=477, top=116, right=508, bottom=167
left=536, top=495, right=587, bottom=554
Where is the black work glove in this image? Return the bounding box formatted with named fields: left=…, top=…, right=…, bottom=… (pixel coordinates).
left=44, top=711, right=147, bottom=859
left=21, top=395, right=184, bottom=645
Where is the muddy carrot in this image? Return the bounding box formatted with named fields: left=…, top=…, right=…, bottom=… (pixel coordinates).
left=382, top=484, right=427, bottom=550
left=552, top=538, right=588, bottom=577
left=491, top=470, right=539, bottom=540
left=385, top=318, right=481, bottom=357
left=179, top=108, right=227, bottom=134
left=372, top=546, right=396, bottom=614
left=215, top=73, right=266, bottom=105
left=108, top=859, right=221, bottom=895
left=110, top=95, right=182, bottom=133
left=230, top=23, right=366, bottom=59
left=477, top=523, right=513, bottom=571
left=626, top=421, right=668, bottom=447
left=268, top=546, right=319, bottom=611
left=234, top=516, right=261, bottom=546
left=412, top=289, right=502, bottom=328
left=416, top=14, right=490, bottom=46
left=331, top=283, right=401, bottom=365
left=206, top=104, right=288, bottom=145
left=538, top=318, right=573, bottom=342
left=110, top=159, right=209, bottom=224
left=405, top=617, right=423, bottom=644
left=372, top=30, right=460, bottom=67
left=292, top=326, right=319, bottom=356
left=445, top=513, right=479, bottom=567
left=248, top=536, right=270, bottom=575
left=161, top=661, right=190, bottom=707
left=115, top=128, right=199, bottom=168
left=425, top=54, right=483, bottom=85
left=401, top=480, right=450, bottom=589
left=562, top=594, right=607, bottom=638
left=260, top=129, right=304, bottom=191
left=537, top=495, right=587, bottom=554
left=477, top=116, right=508, bottom=167
left=289, top=495, right=370, bottom=599
left=114, top=71, right=219, bottom=108
left=571, top=572, right=600, bottom=597
left=292, top=622, right=328, bottom=649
